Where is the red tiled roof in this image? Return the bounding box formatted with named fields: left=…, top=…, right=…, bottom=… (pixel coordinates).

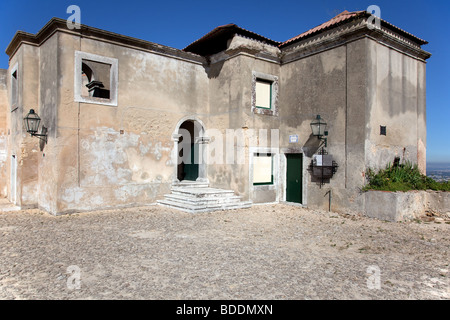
left=183, top=10, right=428, bottom=56
left=280, top=10, right=428, bottom=47
left=280, top=10, right=365, bottom=47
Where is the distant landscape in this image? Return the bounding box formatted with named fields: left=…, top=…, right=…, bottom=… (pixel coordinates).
left=427, top=162, right=450, bottom=182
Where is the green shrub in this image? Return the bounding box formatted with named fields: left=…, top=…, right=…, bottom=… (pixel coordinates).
left=362, top=161, right=450, bottom=192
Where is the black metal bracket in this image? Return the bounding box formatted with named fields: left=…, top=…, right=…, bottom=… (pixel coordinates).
left=29, top=126, right=47, bottom=144
left=308, top=157, right=338, bottom=188
left=31, top=133, right=47, bottom=144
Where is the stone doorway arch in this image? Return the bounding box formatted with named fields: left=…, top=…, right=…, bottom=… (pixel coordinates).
left=172, top=116, right=209, bottom=184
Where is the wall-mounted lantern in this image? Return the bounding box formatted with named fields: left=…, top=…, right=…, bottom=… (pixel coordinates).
left=24, top=109, right=47, bottom=144
left=310, top=114, right=327, bottom=137
left=310, top=114, right=328, bottom=148
left=308, top=115, right=337, bottom=187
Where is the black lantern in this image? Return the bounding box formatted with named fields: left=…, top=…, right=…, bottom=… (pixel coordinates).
left=24, top=109, right=40, bottom=134
left=24, top=109, right=47, bottom=143
left=308, top=115, right=337, bottom=188
left=310, top=115, right=327, bottom=137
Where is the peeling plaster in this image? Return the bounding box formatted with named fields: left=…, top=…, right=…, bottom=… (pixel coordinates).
left=61, top=186, right=85, bottom=204
left=0, top=136, right=6, bottom=162
left=74, top=125, right=174, bottom=209
left=81, top=127, right=138, bottom=186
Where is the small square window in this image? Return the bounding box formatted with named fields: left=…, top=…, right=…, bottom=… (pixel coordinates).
left=380, top=126, right=386, bottom=136
left=255, top=79, right=272, bottom=109
left=74, top=51, right=118, bottom=106
left=253, top=153, right=273, bottom=185
left=252, top=71, right=278, bottom=116
left=81, top=60, right=111, bottom=99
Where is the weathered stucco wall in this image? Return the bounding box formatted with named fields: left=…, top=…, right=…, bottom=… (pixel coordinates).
left=51, top=32, right=210, bottom=214
left=279, top=40, right=367, bottom=214
left=0, top=69, right=7, bottom=197
left=277, top=36, right=429, bottom=215
left=6, top=52, right=21, bottom=205
left=365, top=190, right=449, bottom=222
left=19, top=45, right=40, bottom=207
left=36, top=34, right=59, bottom=213
left=3, top=18, right=430, bottom=216
left=366, top=38, right=427, bottom=173
left=206, top=36, right=281, bottom=203
left=6, top=45, right=40, bottom=208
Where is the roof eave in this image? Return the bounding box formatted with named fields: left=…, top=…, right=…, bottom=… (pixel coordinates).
left=5, top=17, right=206, bottom=65
left=279, top=12, right=428, bottom=49
left=183, top=24, right=280, bottom=56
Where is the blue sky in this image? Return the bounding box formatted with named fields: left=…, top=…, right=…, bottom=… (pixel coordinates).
left=0, top=0, right=448, bottom=163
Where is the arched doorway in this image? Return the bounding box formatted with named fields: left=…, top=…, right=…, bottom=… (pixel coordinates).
left=172, top=117, right=209, bottom=184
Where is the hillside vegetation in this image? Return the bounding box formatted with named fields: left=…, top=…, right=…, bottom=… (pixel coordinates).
left=363, top=161, right=450, bottom=192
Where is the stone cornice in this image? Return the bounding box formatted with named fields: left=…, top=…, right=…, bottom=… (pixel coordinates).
left=5, top=18, right=206, bottom=65
left=280, top=19, right=431, bottom=65
left=5, top=16, right=430, bottom=69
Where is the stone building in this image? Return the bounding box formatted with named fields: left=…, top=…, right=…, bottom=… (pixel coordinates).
left=0, top=10, right=431, bottom=215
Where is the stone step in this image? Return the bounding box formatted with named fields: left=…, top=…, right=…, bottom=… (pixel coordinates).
left=157, top=199, right=207, bottom=212
left=157, top=185, right=252, bottom=213
left=171, top=187, right=235, bottom=198
left=204, top=202, right=252, bottom=212
left=157, top=199, right=252, bottom=213
left=164, top=193, right=242, bottom=205
left=171, top=181, right=210, bottom=188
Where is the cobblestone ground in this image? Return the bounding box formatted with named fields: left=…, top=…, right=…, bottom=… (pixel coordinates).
left=0, top=201, right=449, bottom=300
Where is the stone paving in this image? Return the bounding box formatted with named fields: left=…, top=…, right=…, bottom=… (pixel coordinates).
left=0, top=199, right=449, bottom=300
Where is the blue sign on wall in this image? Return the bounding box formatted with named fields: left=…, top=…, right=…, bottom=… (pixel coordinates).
left=289, top=134, right=298, bottom=143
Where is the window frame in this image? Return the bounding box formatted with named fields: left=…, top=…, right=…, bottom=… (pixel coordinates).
left=74, top=51, right=118, bottom=106
left=251, top=71, right=278, bottom=116
left=252, top=152, right=274, bottom=186
left=255, top=78, right=273, bottom=109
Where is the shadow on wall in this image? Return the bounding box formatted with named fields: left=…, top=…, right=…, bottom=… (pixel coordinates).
left=39, top=126, right=47, bottom=152
left=302, top=133, right=323, bottom=158
left=205, top=59, right=225, bottom=79
left=378, top=66, right=423, bottom=118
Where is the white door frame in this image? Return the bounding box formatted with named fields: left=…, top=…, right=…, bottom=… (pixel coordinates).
left=10, top=155, right=17, bottom=204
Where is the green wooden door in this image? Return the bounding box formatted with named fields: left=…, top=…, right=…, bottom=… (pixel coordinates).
left=286, top=154, right=303, bottom=203
left=184, top=143, right=199, bottom=181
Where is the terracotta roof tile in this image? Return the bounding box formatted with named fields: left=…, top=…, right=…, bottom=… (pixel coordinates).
left=280, top=10, right=428, bottom=47
left=280, top=10, right=366, bottom=47
left=183, top=10, right=428, bottom=56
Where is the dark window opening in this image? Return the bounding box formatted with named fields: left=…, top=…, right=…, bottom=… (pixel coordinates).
left=81, top=60, right=111, bottom=99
